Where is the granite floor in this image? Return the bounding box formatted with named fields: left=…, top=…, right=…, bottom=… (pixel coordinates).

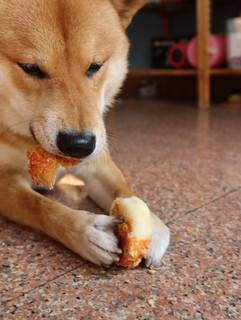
left=1, top=99, right=241, bottom=319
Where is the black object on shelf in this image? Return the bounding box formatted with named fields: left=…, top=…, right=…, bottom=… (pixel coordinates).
left=151, top=37, right=176, bottom=68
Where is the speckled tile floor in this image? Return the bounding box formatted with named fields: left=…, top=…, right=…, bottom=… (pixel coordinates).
left=1, top=99, right=241, bottom=319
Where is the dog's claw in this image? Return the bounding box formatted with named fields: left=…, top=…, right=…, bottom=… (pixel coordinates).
left=93, top=215, right=121, bottom=232
left=114, top=246, right=122, bottom=254
left=113, top=218, right=122, bottom=224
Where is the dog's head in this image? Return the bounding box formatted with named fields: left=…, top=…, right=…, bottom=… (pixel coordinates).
left=0, top=0, right=147, bottom=159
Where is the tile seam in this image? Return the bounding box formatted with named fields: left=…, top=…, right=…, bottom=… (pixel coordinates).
left=1, top=263, right=85, bottom=307
left=167, top=185, right=241, bottom=225
left=2, top=186, right=241, bottom=306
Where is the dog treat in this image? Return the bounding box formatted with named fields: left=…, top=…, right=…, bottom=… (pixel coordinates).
left=110, top=196, right=152, bottom=267
left=27, top=147, right=76, bottom=189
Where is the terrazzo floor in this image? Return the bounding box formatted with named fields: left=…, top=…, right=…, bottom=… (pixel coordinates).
left=1, top=99, right=241, bottom=319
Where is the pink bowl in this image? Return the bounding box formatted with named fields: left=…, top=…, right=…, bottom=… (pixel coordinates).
left=187, top=34, right=226, bottom=68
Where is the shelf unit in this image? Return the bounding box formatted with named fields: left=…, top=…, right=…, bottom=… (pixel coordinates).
left=128, top=0, right=241, bottom=108
left=130, top=69, right=241, bottom=77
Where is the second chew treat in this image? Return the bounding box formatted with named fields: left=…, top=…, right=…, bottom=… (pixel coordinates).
left=110, top=196, right=152, bottom=267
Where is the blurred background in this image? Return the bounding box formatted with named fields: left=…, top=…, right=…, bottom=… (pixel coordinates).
left=122, top=0, right=241, bottom=107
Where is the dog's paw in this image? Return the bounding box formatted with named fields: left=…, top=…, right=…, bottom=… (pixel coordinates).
left=145, top=213, right=170, bottom=268
left=71, top=214, right=122, bottom=267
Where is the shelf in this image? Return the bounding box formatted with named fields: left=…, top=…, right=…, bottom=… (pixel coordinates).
left=157, top=0, right=185, bottom=3
left=142, top=1, right=194, bottom=15
left=142, top=0, right=241, bottom=15
left=129, top=69, right=197, bottom=76
left=210, top=69, right=241, bottom=76
left=129, top=69, right=241, bottom=77
left=138, top=0, right=241, bottom=107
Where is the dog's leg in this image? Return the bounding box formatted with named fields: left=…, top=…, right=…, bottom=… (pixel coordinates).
left=0, top=171, right=122, bottom=266
left=72, top=152, right=170, bottom=268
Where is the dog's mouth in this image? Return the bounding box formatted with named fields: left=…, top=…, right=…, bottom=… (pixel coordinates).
left=29, top=125, right=82, bottom=164
left=30, top=126, right=39, bottom=144
left=72, top=159, right=81, bottom=165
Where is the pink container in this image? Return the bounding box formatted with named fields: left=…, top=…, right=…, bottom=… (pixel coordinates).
left=167, top=42, right=189, bottom=68
left=187, top=34, right=226, bottom=68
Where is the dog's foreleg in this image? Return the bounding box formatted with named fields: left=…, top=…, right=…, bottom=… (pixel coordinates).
left=72, top=153, right=134, bottom=212
left=0, top=173, right=121, bottom=266
left=72, top=152, right=170, bottom=267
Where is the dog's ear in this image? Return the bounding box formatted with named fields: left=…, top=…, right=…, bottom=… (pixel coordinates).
left=110, top=0, right=148, bottom=28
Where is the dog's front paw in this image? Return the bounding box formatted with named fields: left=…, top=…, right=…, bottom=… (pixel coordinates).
left=145, top=213, right=170, bottom=268
left=70, top=214, right=122, bottom=267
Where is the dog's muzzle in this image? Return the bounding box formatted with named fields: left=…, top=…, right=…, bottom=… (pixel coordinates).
left=57, top=130, right=96, bottom=159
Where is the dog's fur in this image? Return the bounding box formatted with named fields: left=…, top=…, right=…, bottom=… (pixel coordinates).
left=0, top=0, right=169, bottom=267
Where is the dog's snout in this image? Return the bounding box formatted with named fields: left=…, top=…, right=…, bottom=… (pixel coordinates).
left=57, top=130, right=96, bottom=158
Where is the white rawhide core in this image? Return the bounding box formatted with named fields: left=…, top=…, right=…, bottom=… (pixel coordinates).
left=110, top=196, right=152, bottom=267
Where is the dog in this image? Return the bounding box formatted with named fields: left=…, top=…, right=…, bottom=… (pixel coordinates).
left=0, top=0, right=169, bottom=267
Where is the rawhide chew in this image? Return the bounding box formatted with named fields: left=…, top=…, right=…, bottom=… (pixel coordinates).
left=110, top=196, right=152, bottom=267
left=27, top=146, right=76, bottom=189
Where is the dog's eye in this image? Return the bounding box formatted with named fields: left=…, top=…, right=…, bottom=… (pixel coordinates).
left=17, top=63, right=47, bottom=79
left=86, top=63, right=103, bottom=78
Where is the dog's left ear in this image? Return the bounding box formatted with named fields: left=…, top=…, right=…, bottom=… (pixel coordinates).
left=110, top=0, right=148, bottom=28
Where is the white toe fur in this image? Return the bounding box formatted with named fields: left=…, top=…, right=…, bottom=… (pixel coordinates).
left=83, top=215, right=121, bottom=266
left=69, top=214, right=121, bottom=267
left=145, top=212, right=170, bottom=268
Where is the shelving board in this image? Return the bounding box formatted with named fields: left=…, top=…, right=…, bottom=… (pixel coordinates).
left=129, top=69, right=197, bottom=76
left=129, top=69, right=241, bottom=77
left=210, top=69, right=241, bottom=76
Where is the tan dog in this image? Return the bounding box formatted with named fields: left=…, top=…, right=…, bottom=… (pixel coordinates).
left=0, top=0, right=169, bottom=267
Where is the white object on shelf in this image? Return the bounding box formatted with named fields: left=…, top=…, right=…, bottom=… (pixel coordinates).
left=226, top=18, right=241, bottom=69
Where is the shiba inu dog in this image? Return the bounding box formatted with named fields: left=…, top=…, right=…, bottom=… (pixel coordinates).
left=0, top=0, right=169, bottom=267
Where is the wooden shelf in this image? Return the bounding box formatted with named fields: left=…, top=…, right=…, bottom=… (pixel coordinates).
left=129, top=68, right=241, bottom=77
left=143, top=0, right=241, bottom=13
left=129, top=69, right=196, bottom=76
left=158, top=0, right=186, bottom=3
left=210, top=69, right=241, bottom=76
left=142, top=1, right=194, bottom=15
left=138, top=0, right=241, bottom=107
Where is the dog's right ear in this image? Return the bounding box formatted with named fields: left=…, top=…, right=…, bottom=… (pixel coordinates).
left=110, top=0, right=148, bottom=28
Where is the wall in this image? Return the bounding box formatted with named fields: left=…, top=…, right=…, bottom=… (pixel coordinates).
left=127, top=13, right=161, bottom=70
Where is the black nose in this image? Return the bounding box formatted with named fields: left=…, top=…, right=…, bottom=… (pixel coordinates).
left=57, top=130, right=96, bottom=158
